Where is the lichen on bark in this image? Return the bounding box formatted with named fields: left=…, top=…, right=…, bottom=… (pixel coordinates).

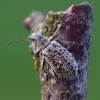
left=23, top=2, right=93, bottom=100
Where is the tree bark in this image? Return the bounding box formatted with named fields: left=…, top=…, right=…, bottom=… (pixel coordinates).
left=23, top=2, right=93, bottom=100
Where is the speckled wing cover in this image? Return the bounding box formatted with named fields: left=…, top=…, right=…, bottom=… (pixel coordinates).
left=42, top=41, right=78, bottom=80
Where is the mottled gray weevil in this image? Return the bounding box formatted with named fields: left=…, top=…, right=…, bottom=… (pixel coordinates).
left=28, top=24, right=78, bottom=80
left=7, top=24, right=78, bottom=80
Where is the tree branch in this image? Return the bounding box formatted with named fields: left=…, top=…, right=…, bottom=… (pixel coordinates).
left=23, top=2, right=93, bottom=100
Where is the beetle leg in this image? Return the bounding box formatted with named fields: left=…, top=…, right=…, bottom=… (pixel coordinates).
left=53, top=70, right=81, bottom=99
left=52, top=70, right=67, bottom=89
left=41, top=58, right=47, bottom=73
left=49, top=24, right=61, bottom=41
left=52, top=70, right=71, bottom=95
left=34, top=49, right=41, bottom=58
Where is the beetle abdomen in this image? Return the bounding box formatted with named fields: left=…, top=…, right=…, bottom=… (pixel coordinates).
left=42, top=41, right=78, bottom=80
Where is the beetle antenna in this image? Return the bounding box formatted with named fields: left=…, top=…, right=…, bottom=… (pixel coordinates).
left=7, top=38, right=28, bottom=44
left=49, top=24, right=61, bottom=41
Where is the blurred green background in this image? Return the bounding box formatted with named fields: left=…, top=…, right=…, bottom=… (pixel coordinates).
left=0, top=0, right=99, bottom=100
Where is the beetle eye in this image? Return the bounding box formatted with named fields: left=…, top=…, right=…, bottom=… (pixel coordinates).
left=32, top=38, right=35, bottom=41
left=28, top=37, right=35, bottom=41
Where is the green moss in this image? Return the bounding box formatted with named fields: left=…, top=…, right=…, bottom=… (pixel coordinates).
left=34, top=58, right=40, bottom=73
left=42, top=11, right=63, bottom=38
left=59, top=90, right=67, bottom=99
left=29, top=45, right=34, bottom=55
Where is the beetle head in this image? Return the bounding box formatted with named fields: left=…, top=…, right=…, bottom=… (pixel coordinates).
left=28, top=34, right=50, bottom=50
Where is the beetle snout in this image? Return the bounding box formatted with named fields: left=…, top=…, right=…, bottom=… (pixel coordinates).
left=28, top=37, right=35, bottom=41
left=28, top=36, right=32, bottom=41
left=28, top=34, right=35, bottom=41
left=28, top=37, right=31, bottom=40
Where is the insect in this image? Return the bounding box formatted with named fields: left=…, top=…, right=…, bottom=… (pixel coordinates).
left=28, top=24, right=78, bottom=80
left=8, top=24, right=78, bottom=80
